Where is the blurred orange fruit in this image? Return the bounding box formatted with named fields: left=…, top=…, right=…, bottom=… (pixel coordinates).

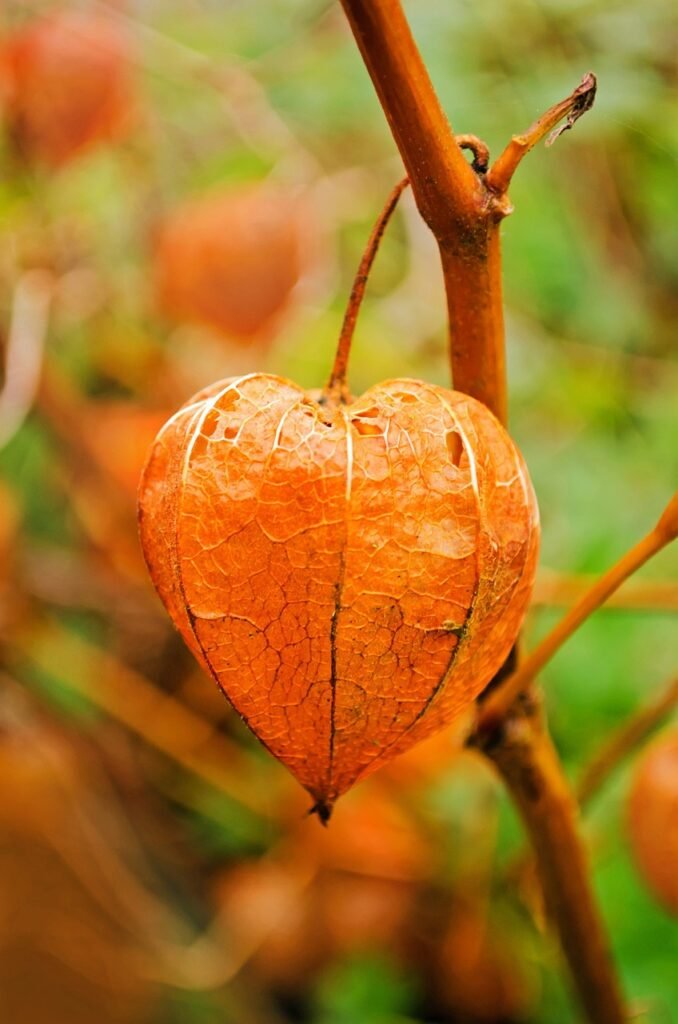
left=214, top=794, right=424, bottom=990
left=2, top=9, right=136, bottom=168
left=153, top=185, right=316, bottom=344
left=299, top=788, right=431, bottom=881
left=627, top=728, right=678, bottom=914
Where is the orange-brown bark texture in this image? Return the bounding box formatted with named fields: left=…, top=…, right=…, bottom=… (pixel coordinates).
left=139, top=374, right=539, bottom=813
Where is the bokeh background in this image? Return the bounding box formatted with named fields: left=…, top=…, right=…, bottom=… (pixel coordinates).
left=0, top=2, right=676, bottom=1022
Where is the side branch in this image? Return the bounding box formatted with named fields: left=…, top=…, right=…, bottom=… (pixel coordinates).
left=479, top=491, right=678, bottom=732
left=486, top=73, right=597, bottom=195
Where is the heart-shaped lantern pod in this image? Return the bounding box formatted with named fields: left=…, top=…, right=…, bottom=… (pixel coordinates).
left=139, top=181, right=539, bottom=820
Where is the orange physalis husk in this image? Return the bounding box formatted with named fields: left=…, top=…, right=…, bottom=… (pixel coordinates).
left=153, top=184, right=315, bottom=344
left=138, top=181, right=539, bottom=820
left=2, top=10, right=136, bottom=169
left=139, top=374, right=539, bottom=818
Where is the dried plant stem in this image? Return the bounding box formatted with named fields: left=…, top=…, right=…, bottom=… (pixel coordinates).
left=476, top=694, right=626, bottom=1024
left=326, top=175, right=409, bottom=401
left=503, top=675, right=678, bottom=906
left=576, top=676, right=678, bottom=806
left=440, top=228, right=507, bottom=423
left=479, top=491, right=678, bottom=733
left=338, top=3, right=626, bottom=1021
left=338, top=0, right=478, bottom=229
left=339, top=0, right=595, bottom=424
left=339, top=0, right=509, bottom=421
